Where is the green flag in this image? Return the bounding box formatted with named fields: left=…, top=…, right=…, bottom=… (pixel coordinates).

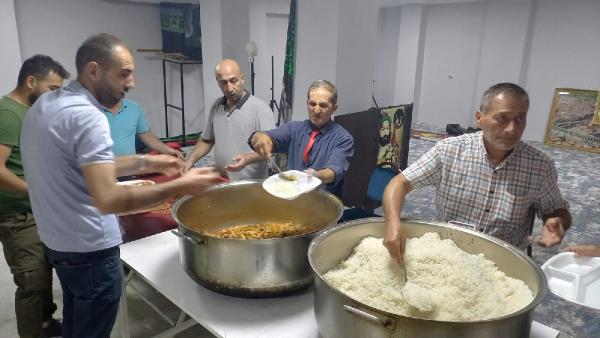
left=278, top=0, right=297, bottom=126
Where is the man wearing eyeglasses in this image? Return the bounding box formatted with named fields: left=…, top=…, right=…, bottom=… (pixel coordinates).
left=233, top=80, right=354, bottom=197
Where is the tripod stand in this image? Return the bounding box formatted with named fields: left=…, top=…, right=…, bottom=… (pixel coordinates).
left=269, top=55, right=282, bottom=126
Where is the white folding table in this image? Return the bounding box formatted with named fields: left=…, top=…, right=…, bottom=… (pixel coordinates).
left=118, top=230, right=319, bottom=338
left=117, top=231, right=561, bottom=338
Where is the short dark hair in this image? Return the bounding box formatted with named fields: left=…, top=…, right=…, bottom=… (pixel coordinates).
left=17, top=55, right=70, bottom=87
left=479, top=82, right=529, bottom=113
left=75, top=33, right=128, bottom=73
left=307, top=80, right=338, bottom=104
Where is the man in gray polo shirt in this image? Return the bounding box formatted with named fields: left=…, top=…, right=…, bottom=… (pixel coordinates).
left=185, top=59, right=275, bottom=180
left=20, top=33, right=221, bottom=338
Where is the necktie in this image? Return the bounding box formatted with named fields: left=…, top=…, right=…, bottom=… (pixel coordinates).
left=303, top=130, right=320, bottom=165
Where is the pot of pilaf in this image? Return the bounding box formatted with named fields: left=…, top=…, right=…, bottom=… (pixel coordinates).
left=308, top=218, right=547, bottom=338
left=171, top=180, right=343, bottom=297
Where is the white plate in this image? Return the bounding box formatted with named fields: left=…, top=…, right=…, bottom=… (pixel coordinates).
left=262, top=170, right=322, bottom=200
left=541, top=252, right=600, bottom=309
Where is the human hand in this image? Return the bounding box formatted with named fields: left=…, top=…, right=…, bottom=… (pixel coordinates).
left=169, top=149, right=184, bottom=159
left=183, top=158, right=196, bottom=172
left=176, top=167, right=223, bottom=195
left=563, top=245, right=600, bottom=257
left=304, top=168, right=316, bottom=177
left=225, top=153, right=249, bottom=172
left=529, top=217, right=565, bottom=247
left=251, top=132, right=274, bottom=158
left=143, top=154, right=185, bottom=177
left=382, top=218, right=407, bottom=264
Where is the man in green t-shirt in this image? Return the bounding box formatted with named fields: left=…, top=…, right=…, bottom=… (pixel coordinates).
left=0, top=55, right=69, bottom=338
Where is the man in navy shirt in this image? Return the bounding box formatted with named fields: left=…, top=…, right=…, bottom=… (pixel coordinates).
left=232, top=80, right=353, bottom=196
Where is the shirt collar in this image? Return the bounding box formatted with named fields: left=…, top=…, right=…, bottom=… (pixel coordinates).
left=220, top=90, right=250, bottom=111
left=65, top=80, right=104, bottom=112
left=306, top=119, right=333, bottom=135
left=476, top=131, right=521, bottom=170
left=102, top=99, right=128, bottom=115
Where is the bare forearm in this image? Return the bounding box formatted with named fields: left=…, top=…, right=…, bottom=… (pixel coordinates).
left=187, top=140, right=213, bottom=163
left=83, top=162, right=184, bottom=213
left=99, top=180, right=185, bottom=213
left=383, top=174, right=412, bottom=225
left=315, top=168, right=336, bottom=184
left=115, top=155, right=145, bottom=177
left=138, top=133, right=173, bottom=155
left=0, top=168, right=28, bottom=195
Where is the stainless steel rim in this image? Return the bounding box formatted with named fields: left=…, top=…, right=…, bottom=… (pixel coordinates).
left=308, top=217, right=548, bottom=323
left=171, top=180, right=344, bottom=242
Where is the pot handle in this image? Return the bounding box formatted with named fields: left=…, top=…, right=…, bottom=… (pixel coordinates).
left=343, top=304, right=395, bottom=330
left=448, top=220, right=477, bottom=231
left=171, top=230, right=206, bottom=245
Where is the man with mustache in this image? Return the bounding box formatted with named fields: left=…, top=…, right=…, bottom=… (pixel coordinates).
left=238, top=80, right=354, bottom=197
left=20, top=33, right=221, bottom=338
left=184, top=59, right=275, bottom=180
left=383, top=83, right=572, bottom=263
left=0, top=54, right=68, bottom=338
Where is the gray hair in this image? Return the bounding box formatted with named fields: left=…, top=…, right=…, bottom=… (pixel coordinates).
left=479, top=82, right=529, bottom=113
left=307, top=80, right=337, bottom=104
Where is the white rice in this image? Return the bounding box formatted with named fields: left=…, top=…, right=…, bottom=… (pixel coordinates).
left=322, top=233, right=533, bottom=321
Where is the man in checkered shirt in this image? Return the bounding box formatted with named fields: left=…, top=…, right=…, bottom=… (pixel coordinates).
left=382, top=83, right=571, bottom=262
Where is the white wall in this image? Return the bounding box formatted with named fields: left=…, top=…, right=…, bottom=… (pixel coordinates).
left=221, top=0, right=250, bottom=78
left=334, top=0, right=379, bottom=115
left=14, top=0, right=205, bottom=137
left=417, top=1, right=486, bottom=128
left=384, top=0, right=600, bottom=142
left=474, top=0, right=533, bottom=107
left=373, top=7, right=402, bottom=108
left=393, top=4, right=423, bottom=107
left=199, top=0, right=223, bottom=124
left=293, top=0, right=339, bottom=120
left=0, top=0, right=21, bottom=95
left=8, top=0, right=600, bottom=143
left=522, top=0, right=600, bottom=141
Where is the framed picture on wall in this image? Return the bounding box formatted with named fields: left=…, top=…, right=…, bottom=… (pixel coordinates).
left=544, top=88, right=600, bottom=153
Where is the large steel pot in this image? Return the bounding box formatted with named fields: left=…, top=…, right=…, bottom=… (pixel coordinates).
left=308, top=218, right=547, bottom=338
left=172, top=180, right=343, bottom=297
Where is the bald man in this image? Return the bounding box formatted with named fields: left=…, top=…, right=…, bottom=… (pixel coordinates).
left=185, top=59, right=275, bottom=180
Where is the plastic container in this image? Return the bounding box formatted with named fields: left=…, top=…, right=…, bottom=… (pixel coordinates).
left=541, top=252, right=600, bottom=309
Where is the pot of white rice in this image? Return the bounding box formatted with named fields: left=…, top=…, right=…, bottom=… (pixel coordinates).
left=308, top=218, right=547, bottom=338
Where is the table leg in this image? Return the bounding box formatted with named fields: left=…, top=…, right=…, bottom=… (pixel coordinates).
left=118, top=266, right=133, bottom=338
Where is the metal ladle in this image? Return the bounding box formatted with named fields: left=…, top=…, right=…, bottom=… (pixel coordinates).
left=268, top=156, right=296, bottom=181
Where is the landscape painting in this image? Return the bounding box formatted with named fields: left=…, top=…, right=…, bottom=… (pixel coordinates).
left=544, top=88, right=600, bottom=153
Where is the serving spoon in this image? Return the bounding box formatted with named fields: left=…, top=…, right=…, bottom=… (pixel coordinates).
left=268, top=156, right=296, bottom=181
left=399, top=256, right=435, bottom=312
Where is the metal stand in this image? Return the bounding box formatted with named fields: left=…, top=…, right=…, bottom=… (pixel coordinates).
left=250, top=58, right=256, bottom=95
left=161, top=56, right=202, bottom=146
left=269, top=55, right=281, bottom=126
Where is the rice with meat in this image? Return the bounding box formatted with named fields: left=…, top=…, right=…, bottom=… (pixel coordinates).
left=323, top=233, right=533, bottom=321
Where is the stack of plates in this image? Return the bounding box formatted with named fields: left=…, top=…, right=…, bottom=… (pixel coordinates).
left=541, top=252, right=600, bottom=309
